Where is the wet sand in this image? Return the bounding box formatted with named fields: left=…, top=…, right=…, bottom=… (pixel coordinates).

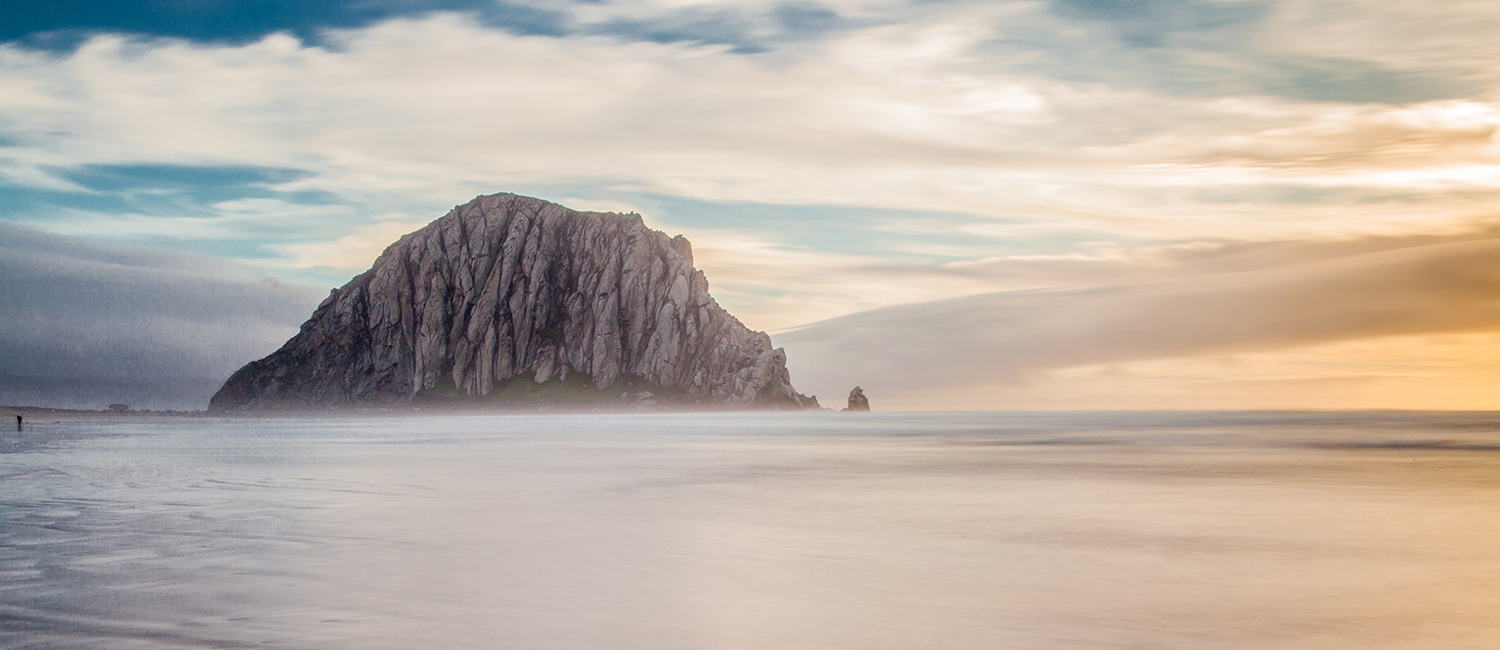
left=4, top=411, right=1500, bottom=649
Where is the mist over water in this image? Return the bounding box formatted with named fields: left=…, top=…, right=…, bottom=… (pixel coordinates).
left=4, top=411, right=1500, bottom=649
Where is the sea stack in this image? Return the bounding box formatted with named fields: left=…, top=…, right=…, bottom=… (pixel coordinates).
left=843, top=386, right=870, bottom=412
left=210, top=193, right=819, bottom=412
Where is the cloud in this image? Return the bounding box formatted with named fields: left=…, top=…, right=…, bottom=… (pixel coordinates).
left=590, top=7, right=766, bottom=53
left=1265, top=0, right=1500, bottom=73
left=1005, top=0, right=1480, bottom=104
left=886, top=330, right=1500, bottom=411
left=3, top=4, right=1500, bottom=269
left=1141, top=100, right=1500, bottom=175
left=0, top=223, right=323, bottom=409
left=1048, top=0, right=1272, bottom=50
left=276, top=213, right=435, bottom=273
left=778, top=235, right=1500, bottom=408
left=0, top=163, right=327, bottom=221
left=2, top=8, right=1493, bottom=238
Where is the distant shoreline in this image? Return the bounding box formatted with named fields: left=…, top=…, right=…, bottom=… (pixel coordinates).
left=4, top=405, right=205, bottom=421
left=10, top=404, right=1496, bottom=421
left=3, top=403, right=831, bottom=420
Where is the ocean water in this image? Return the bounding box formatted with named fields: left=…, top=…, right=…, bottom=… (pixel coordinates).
left=3, top=411, right=1500, bottom=649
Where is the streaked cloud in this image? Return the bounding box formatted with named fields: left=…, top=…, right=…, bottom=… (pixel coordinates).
left=0, top=223, right=323, bottom=410
left=275, top=213, right=435, bottom=273
left=780, top=235, right=1500, bottom=409
left=5, top=4, right=1496, bottom=247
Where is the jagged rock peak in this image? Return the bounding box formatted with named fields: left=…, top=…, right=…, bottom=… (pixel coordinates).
left=843, top=386, right=870, bottom=412
left=210, top=192, right=819, bottom=412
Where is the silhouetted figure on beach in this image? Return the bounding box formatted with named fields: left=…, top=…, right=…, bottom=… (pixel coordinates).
left=15, top=415, right=20, bottom=432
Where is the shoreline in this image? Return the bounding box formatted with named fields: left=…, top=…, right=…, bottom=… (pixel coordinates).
left=3, top=403, right=832, bottom=421
left=4, top=405, right=206, bottom=421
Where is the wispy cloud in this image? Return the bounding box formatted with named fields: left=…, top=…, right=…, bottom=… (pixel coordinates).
left=0, top=223, right=322, bottom=409
left=274, top=213, right=435, bottom=274
left=4, top=4, right=1496, bottom=246
left=779, top=235, right=1500, bottom=408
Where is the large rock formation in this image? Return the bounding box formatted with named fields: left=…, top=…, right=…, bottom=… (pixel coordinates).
left=843, top=386, right=870, bottom=412
left=210, top=193, right=819, bottom=412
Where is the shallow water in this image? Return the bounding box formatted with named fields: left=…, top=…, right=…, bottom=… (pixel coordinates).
left=3, top=411, right=1500, bottom=649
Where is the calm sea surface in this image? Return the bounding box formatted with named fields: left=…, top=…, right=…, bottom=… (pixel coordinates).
left=3, top=411, right=1500, bottom=649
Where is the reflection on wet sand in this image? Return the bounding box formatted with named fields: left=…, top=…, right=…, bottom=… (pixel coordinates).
left=3, top=411, right=1499, bottom=649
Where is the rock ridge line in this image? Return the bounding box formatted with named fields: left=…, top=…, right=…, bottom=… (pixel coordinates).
left=210, top=193, right=818, bottom=411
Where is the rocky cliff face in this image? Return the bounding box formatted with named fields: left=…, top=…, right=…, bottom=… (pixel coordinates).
left=210, top=193, right=819, bottom=412
left=843, top=386, right=870, bottom=412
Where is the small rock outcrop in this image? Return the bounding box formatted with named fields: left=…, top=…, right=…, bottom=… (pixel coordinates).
left=210, top=193, right=819, bottom=412
left=843, top=386, right=870, bottom=412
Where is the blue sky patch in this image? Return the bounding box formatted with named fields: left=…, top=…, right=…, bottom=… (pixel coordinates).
left=1049, top=0, right=1270, bottom=49
left=772, top=3, right=841, bottom=37
left=43, top=163, right=335, bottom=214
left=0, top=0, right=571, bottom=50
left=591, top=9, right=764, bottom=53
left=607, top=192, right=1124, bottom=265
left=0, top=184, right=139, bottom=217
left=0, top=163, right=341, bottom=263
left=2, top=0, right=850, bottom=55
left=60, top=163, right=311, bottom=193
left=1262, top=58, right=1468, bottom=104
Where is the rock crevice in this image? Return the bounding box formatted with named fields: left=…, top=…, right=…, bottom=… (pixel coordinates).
left=210, top=193, right=818, bottom=411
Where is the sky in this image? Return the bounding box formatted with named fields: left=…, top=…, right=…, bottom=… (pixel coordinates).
left=2, top=0, right=1499, bottom=410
